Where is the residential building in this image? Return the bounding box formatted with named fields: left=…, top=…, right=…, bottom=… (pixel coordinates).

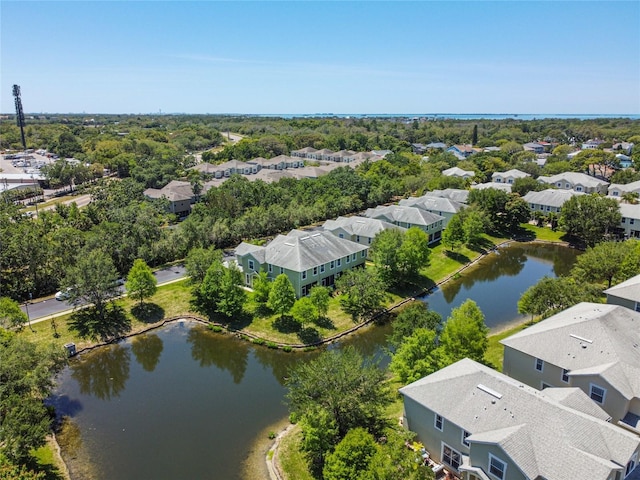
left=471, top=182, right=512, bottom=193
left=399, top=194, right=465, bottom=226
left=619, top=203, right=640, bottom=238
left=446, top=144, right=476, bottom=159
left=501, top=302, right=640, bottom=431
left=604, top=274, right=640, bottom=312
left=400, top=358, right=640, bottom=480
left=234, top=229, right=368, bottom=297
left=617, top=154, right=634, bottom=169
left=491, top=169, right=530, bottom=184
left=442, top=167, right=475, bottom=180
left=321, top=215, right=405, bottom=246
left=290, top=146, right=318, bottom=158
left=143, top=180, right=197, bottom=218
left=609, top=180, right=640, bottom=198
left=583, top=139, right=605, bottom=150
left=522, top=142, right=545, bottom=154
left=537, top=172, right=609, bottom=194
left=429, top=188, right=470, bottom=204
left=364, top=205, right=444, bottom=243
left=522, top=188, right=584, bottom=214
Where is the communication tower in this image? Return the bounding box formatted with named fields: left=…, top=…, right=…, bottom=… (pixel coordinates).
left=12, top=84, right=27, bottom=150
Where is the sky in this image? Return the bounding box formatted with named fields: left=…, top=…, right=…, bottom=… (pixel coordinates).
left=1, top=1, right=639, bottom=115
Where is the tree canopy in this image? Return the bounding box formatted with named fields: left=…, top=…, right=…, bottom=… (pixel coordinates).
left=559, top=194, right=621, bottom=247
left=125, top=258, right=157, bottom=304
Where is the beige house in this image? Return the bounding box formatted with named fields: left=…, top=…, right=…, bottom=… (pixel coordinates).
left=501, top=302, right=640, bottom=433
left=401, top=358, right=640, bottom=480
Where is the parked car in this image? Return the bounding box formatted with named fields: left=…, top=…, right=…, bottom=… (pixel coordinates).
left=55, top=287, right=73, bottom=301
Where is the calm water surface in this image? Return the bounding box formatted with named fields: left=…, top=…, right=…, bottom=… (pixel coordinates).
left=53, top=242, right=578, bottom=480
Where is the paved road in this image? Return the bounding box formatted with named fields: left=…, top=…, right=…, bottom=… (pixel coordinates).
left=22, top=265, right=187, bottom=321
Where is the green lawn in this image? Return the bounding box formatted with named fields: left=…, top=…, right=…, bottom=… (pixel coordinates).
left=520, top=223, right=568, bottom=242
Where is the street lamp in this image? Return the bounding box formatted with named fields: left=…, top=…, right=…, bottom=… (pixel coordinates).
left=25, top=292, right=34, bottom=332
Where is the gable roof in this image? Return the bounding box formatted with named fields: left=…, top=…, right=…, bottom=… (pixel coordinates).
left=364, top=205, right=444, bottom=227
left=609, top=180, right=640, bottom=194
left=604, top=274, right=640, bottom=304
left=537, top=172, right=609, bottom=189
left=619, top=203, right=640, bottom=220
left=471, top=182, right=512, bottom=193
left=236, top=230, right=368, bottom=272
left=144, top=180, right=193, bottom=202
left=400, top=358, right=639, bottom=480
left=429, top=188, right=470, bottom=204
left=321, top=215, right=406, bottom=238
left=522, top=188, right=584, bottom=208
left=399, top=195, right=465, bottom=214
left=491, top=169, right=530, bottom=180
left=442, top=166, right=475, bottom=177
left=500, top=302, right=640, bottom=400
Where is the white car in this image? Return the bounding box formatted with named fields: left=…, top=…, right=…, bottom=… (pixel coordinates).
left=55, top=287, right=73, bottom=301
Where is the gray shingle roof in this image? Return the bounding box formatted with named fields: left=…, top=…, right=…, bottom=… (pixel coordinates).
left=501, top=302, right=640, bottom=400
left=442, top=166, right=475, bottom=177
left=608, top=180, right=640, bottom=194
left=538, top=172, right=609, bottom=189
left=236, top=230, right=367, bottom=272
left=471, top=182, right=512, bottom=193
left=399, top=195, right=464, bottom=214
left=400, top=358, right=640, bottom=480
left=429, top=188, right=470, bottom=204
left=523, top=188, right=584, bottom=208
left=364, top=205, right=444, bottom=227
left=604, top=273, right=640, bottom=303
left=491, top=169, right=530, bottom=180
left=322, top=215, right=406, bottom=238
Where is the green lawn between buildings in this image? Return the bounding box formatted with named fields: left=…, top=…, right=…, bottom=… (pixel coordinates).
left=20, top=226, right=562, bottom=478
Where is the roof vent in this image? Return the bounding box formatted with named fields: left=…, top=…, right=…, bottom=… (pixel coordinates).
left=284, top=242, right=296, bottom=246
left=569, top=333, right=593, bottom=344
left=477, top=384, right=503, bottom=399
left=312, top=233, right=321, bottom=237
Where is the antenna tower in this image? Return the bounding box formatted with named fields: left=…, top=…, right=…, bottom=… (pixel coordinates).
left=12, top=84, right=27, bottom=150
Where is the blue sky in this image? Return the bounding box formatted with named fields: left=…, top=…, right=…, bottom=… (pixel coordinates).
left=1, top=1, right=639, bottom=114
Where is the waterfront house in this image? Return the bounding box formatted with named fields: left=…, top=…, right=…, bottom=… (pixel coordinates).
left=400, top=358, right=640, bottom=480
left=491, top=169, right=530, bottom=184
left=501, top=302, right=640, bottom=431
left=235, top=229, right=368, bottom=297
left=363, top=205, right=444, bottom=243
left=537, top=172, right=609, bottom=194
left=399, top=195, right=464, bottom=227
left=522, top=188, right=584, bottom=214
left=604, top=274, right=640, bottom=312
left=321, top=215, right=406, bottom=246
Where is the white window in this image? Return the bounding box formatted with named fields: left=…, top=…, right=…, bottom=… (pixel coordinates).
left=368, top=237, right=372, bottom=244
left=561, top=369, right=569, bottom=383
left=352, top=253, right=356, bottom=260
left=280, top=267, right=284, bottom=274
left=535, top=358, right=544, bottom=372
left=346, top=255, right=350, bottom=263
left=248, top=260, right=255, bottom=271
left=313, top=266, right=318, bottom=276
left=337, top=258, right=341, bottom=267
left=339, top=233, right=344, bottom=238
left=302, top=271, right=307, bottom=280
left=320, top=264, right=325, bottom=273
left=590, top=384, right=606, bottom=404
left=361, top=250, right=366, bottom=258
left=356, top=235, right=361, bottom=242
left=489, top=454, right=507, bottom=480
left=442, top=444, right=461, bottom=470
left=434, top=414, right=443, bottom=431
left=268, top=264, right=273, bottom=273
left=631, top=218, right=635, bottom=225
left=462, top=430, right=470, bottom=447
left=330, top=261, right=335, bottom=269
left=622, top=217, right=627, bottom=223
left=626, top=453, right=638, bottom=478
left=576, top=186, right=583, bottom=192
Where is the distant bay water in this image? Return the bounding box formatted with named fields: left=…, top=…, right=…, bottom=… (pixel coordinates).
left=250, top=113, right=640, bottom=120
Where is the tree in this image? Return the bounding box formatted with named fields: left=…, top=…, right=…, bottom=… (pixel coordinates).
left=336, top=268, right=386, bottom=322
left=559, top=194, right=621, bottom=247
left=298, top=407, right=339, bottom=476
left=388, top=301, right=442, bottom=348
left=371, top=228, right=430, bottom=287
left=367, top=428, right=434, bottom=480
left=390, top=328, right=443, bottom=383
left=462, top=209, right=486, bottom=245
left=323, top=428, right=378, bottom=480
left=517, top=276, right=600, bottom=319
left=472, top=124, right=478, bottom=146
left=193, top=260, right=225, bottom=318
left=216, top=264, right=246, bottom=319
left=267, top=274, right=296, bottom=317
left=309, top=285, right=330, bottom=318
left=0, top=331, right=66, bottom=461
left=0, top=297, right=27, bottom=330
left=286, top=346, right=392, bottom=440
left=125, top=259, right=157, bottom=305
left=398, top=227, right=430, bottom=277
left=572, top=241, right=635, bottom=287
left=511, top=176, right=544, bottom=197
left=441, top=213, right=465, bottom=252
left=65, top=249, right=120, bottom=322
left=252, top=271, right=272, bottom=304
left=291, top=297, right=319, bottom=327
left=439, top=299, right=488, bottom=363
left=185, top=247, right=222, bottom=285
left=504, top=194, right=531, bottom=231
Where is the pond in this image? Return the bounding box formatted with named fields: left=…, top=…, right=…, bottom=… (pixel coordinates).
left=52, top=242, right=578, bottom=480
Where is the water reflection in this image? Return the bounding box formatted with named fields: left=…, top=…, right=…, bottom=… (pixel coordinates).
left=70, top=344, right=130, bottom=400
left=187, top=327, right=250, bottom=383
left=131, top=333, right=163, bottom=372
left=253, top=346, right=319, bottom=386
